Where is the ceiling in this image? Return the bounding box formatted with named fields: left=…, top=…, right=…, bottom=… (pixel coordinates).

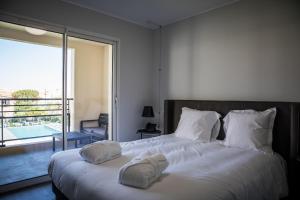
left=61, top=0, right=239, bottom=29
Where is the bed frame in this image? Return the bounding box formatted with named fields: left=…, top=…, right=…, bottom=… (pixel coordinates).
left=164, top=100, right=300, bottom=198
left=53, top=100, right=300, bottom=199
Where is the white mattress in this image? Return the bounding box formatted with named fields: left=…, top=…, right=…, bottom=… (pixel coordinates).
left=49, top=134, right=288, bottom=200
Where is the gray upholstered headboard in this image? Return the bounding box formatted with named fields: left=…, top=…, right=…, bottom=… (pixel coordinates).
left=164, top=100, right=299, bottom=189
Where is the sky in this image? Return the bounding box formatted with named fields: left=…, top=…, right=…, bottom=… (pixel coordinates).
left=0, top=38, right=72, bottom=97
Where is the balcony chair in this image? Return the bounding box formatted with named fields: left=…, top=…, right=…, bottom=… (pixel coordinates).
left=80, top=113, right=108, bottom=141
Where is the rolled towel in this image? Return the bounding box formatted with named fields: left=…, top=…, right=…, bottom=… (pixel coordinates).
left=79, top=140, right=121, bottom=164
left=119, top=153, right=169, bottom=189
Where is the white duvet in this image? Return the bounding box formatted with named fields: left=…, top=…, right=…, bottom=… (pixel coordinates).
left=49, top=134, right=288, bottom=200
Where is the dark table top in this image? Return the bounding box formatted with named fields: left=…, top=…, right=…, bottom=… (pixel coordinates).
left=53, top=131, right=91, bottom=141
left=136, top=129, right=161, bottom=134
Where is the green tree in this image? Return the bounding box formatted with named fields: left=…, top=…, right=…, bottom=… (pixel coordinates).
left=12, top=89, right=44, bottom=117
left=12, top=90, right=39, bottom=99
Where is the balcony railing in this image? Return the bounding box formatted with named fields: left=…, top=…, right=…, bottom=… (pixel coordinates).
left=0, top=98, right=73, bottom=147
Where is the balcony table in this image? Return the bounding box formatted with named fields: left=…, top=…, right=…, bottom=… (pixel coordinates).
left=52, top=131, right=91, bottom=151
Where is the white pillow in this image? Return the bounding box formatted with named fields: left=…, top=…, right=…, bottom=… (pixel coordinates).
left=223, top=108, right=276, bottom=151
left=175, top=107, right=221, bottom=142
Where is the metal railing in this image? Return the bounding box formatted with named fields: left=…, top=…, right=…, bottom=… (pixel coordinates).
left=0, top=98, right=73, bottom=147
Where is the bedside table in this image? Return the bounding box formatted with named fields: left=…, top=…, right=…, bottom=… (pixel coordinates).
left=136, top=129, right=161, bottom=139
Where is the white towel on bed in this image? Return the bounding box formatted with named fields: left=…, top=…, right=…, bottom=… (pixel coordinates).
left=118, top=153, right=169, bottom=189
left=79, top=140, right=121, bottom=164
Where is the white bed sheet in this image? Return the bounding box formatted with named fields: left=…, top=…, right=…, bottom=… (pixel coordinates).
left=49, top=134, right=288, bottom=200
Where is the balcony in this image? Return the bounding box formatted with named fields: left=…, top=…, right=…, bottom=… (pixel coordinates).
left=0, top=98, right=88, bottom=186
left=0, top=21, right=112, bottom=188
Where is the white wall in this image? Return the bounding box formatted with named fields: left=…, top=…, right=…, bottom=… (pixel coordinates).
left=0, top=0, right=155, bottom=141
left=155, top=0, right=300, bottom=127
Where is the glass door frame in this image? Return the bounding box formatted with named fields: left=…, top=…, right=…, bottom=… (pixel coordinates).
left=66, top=30, right=119, bottom=142
left=0, top=12, right=119, bottom=192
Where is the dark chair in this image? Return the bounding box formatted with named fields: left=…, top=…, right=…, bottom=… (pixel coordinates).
left=80, top=113, right=108, bottom=141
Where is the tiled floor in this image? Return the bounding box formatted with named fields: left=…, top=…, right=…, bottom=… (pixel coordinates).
left=0, top=140, right=86, bottom=185
left=0, top=183, right=55, bottom=200
left=0, top=150, right=54, bottom=185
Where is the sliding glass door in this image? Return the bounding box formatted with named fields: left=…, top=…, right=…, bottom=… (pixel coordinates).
left=0, top=20, right=115, bottom=189
left=0, top=21, right=64, bottom=185
left=66, top=35, right=113, bottom=147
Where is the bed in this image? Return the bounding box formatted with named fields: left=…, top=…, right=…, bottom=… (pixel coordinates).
left=50, top=100, right=300, bottom=200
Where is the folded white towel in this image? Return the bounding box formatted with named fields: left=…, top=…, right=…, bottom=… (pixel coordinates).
left=79, top=140, right=121, bottom=164
left=119, top=153, right=169, bottom=189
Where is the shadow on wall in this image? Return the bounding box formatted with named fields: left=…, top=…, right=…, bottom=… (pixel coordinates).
left=158, top=0, right=300, bottom=127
